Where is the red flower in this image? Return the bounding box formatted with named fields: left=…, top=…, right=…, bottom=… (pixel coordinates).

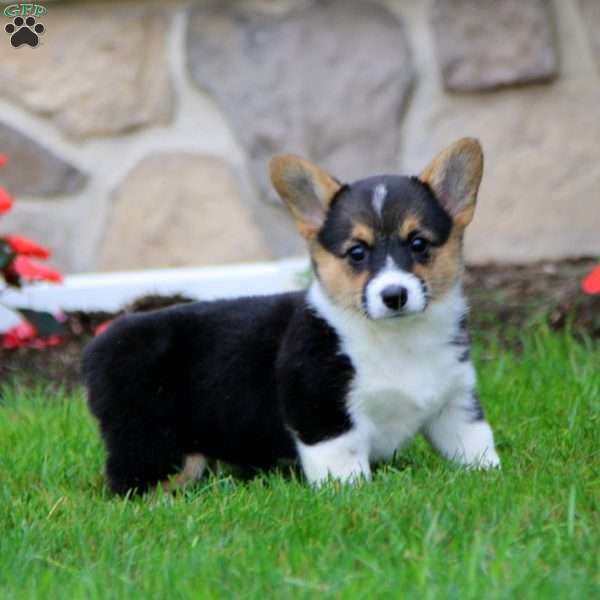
left=10, top=255, right=63, bottom=283
left=0, top=154, right=8, bottom=168
left=29, top=335, right=65, bottom=350
left=2, top=321, right=37, bottom=349
left=0, top=187, right=13, bottom=214
left=4, top=236, right=51, bottom=259
left=94, top=320, right=113, bottom=336
left=582, top=266, right=600, bottom=295
left=1, top=321, right=63, bottom=350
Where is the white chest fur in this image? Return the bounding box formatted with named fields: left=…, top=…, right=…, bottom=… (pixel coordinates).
left=307, top=281, right=474, bottom=461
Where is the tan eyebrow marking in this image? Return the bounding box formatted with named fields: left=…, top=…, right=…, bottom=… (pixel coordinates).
left=413, top=230, right=463, bottom=300
left=311, top=243, right=371, bottom=310
left=399, top=215, right=423, bottom=239
left=350, top=223, right=375, bottom=246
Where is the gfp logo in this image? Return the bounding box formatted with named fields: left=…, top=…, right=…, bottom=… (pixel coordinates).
left=4, top=4, right=47, bottom=48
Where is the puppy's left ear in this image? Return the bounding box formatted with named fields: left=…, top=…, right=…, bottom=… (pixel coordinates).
left=270, top=154, right=341, bottom=240
left=418, top=138, right=483, bottom=229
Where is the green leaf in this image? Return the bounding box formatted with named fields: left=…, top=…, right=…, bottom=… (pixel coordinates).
left=16, top=309, right=67, bottom=337
left=0, top=239, right=14, bottom=270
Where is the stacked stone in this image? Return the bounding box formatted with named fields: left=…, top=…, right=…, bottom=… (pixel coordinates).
left=0, top=0, right=598, bottom=272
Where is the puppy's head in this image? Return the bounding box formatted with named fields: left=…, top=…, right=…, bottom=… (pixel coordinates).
left=270, top=138, right=483, bottom=320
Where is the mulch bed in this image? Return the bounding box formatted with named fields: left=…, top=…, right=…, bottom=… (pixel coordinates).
left=1, top=260, right=598, bottom=390
left=465, top=258, right=600, bottom=338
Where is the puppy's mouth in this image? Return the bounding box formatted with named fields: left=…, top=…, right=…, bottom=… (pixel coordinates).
left=363, top=304, right=427, bottom=321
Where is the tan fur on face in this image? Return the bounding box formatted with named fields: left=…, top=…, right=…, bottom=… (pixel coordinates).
left=399, top=215, right=424, bottom=240
left=413, top=229, right=464, bottom=301
left=311, top=242, right=369, bottom=313
left=350, top=223, right=375, bottom=246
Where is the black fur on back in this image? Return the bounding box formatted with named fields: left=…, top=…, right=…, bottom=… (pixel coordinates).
left=82, top=292, right=355, bottom=494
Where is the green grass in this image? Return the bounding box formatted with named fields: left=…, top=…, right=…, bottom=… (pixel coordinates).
left=1, top=329, right=599, bottom=599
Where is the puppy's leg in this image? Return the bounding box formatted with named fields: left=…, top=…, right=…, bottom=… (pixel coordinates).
left=103, top=423, right=185, bottom=495
left=161, top=453, right=207, bottom=492
left=423, top=392, right=500, bottom=469
left=296, top=429, right=371, bottom=486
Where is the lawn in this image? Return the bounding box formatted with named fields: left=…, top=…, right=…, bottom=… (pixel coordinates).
left=1, top=329, right=598, bottom=599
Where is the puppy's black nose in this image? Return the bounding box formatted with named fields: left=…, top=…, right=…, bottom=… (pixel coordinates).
left=381, top=285, right=408, bottom=311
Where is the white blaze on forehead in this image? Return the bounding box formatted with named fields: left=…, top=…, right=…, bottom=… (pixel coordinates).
left=372, top=183, right=387, bottom=217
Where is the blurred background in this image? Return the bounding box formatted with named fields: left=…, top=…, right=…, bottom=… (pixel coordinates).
left=0, top=0, right=598, bottom=274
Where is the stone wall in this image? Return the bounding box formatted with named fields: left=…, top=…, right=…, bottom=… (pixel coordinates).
left=0, top=0, right=598, bottom=273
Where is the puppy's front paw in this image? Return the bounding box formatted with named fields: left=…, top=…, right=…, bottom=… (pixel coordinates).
left=296, top=432, right=371, bottom=487
left=470, top=448, right=501, bottom=470
left=458, top=422, right=501, bottom=470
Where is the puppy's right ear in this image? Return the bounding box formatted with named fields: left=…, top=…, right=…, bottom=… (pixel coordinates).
left=270, top=155, right=342, bottom=240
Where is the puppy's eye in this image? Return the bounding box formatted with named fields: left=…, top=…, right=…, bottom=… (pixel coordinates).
left=410, top=236, right=429, bottom=254
left=347, top=244, right=368, bottom=264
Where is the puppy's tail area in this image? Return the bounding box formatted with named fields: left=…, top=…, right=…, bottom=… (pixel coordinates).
left=81, top=313, right=186, bottom=495
left=81, top=312, right=173, bottom=421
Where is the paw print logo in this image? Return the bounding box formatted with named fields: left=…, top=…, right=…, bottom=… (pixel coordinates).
left=5, top=16, right=45, bottom=48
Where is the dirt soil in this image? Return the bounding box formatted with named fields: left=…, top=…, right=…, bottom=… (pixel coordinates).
left=1, top=260, right=598, bottom=390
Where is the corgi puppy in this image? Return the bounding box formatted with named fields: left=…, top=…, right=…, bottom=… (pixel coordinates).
left=82, top=138, right=500, bottom=495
